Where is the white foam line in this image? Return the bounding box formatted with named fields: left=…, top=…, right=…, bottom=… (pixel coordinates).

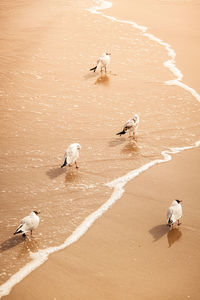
left=88, top=0, right=200, bottom=102
left=107, top=141, right=200, bottom=188
left=1, top=1, right=200, bottom=298
left=165, top=80, right=200, bottom=101
left=1, top=141, right=200, bottom=298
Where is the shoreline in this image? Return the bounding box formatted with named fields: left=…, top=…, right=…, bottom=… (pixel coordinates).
left=110, top=0, right=200, bottom=95
left=5, top=146, right=200, bottom=299
left=1, top=140, right=199, bottom=298
left=0, top=0, right=199, bottom=299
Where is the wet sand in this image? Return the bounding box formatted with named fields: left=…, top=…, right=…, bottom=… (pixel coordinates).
left=6, top=148, right=200, bottom=299
left=111, top=0, right=200, bottom=94
left=1, top=0, right=200, bottom=299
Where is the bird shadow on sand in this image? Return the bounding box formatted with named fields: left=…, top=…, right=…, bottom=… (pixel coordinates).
left=0, top=235, right=40, bottom=253
left=149, top=224, right=169, bottom=242
left=167, top=227, right=182, bottom=248
left=108, top=137, right=126, bottom=147
left=83, top=72, right=99, bottom=80
left=0, top=235, right=25, bottom=253
left=46, top=166, right=66, bottom=179
left=149, top=224, right=182, bottom=247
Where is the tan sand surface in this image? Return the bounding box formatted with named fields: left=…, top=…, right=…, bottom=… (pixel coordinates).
left=110, top=0, right=200, bottom=93
left=1, top=0, right=200, bottom=299
left=6, top=148, right=200, bottom=299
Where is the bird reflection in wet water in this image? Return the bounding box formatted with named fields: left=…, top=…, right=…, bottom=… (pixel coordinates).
left=121, top=140, right=139, bottom=155
left=95, top=75, right=110, bottom=86
left=65, top=169, right=82, bottom=184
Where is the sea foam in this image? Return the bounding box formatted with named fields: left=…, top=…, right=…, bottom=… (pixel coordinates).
left=88, top=0, right=200, bottom=103
left=1, top=0, right=200, bottom=298
left=1, top=140, right=200, bottom=298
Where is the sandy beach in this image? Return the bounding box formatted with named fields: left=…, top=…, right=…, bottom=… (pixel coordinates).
left=6, top=147, right=200, bottom=300
left=111, top=0, right=200, bottom=93
left=1, top=0, right=200, bottom=299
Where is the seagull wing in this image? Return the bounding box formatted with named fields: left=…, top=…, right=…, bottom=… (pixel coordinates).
left=167, top=207, right=173, bottom=224
left=96, top=58, right=103, bottom=71
left=124, top=119, right=134, bottom=130
left=167, top=205, right=182, bottom=224
left=14, top=216, right=31, bottom=234
left=21, top=216, right=35, bottom=232
left=67, top=145, right=79, bottom=165
left=172, top=205, right=182, bottom=221
left=116, top=119, right=134, bottom=135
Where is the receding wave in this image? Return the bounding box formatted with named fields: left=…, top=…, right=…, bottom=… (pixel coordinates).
left=0, top=0, right=200, bottom=298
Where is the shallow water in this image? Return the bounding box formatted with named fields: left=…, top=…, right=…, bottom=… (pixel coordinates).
left=0, top=0, right=200, bottom=295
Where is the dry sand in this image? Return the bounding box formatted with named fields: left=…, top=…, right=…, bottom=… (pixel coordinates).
left=110, top=0, right=200, bottom=93
left=6, top=148, right=200, bottom=300
left=2, top=0, right=200, bottom=299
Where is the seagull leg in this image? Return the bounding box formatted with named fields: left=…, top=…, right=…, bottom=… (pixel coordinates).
left=31, top=230, right=33, bottom=236
left=178, top=219, right=182, bottom=226
left=75, top=161, right=79, bottom=169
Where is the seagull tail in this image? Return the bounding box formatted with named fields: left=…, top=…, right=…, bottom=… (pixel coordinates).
left=14, top=230, right=23, bottom=235
left=116, top=130, right=126, bottom=136
left=90, top=66, right=97, bottom=72
left=61, top=158, right=67, bottom=168
left=14, top=225, right=23, bottom=235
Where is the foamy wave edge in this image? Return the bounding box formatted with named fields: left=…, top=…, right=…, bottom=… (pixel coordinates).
left=1, top=0, right=200, bottom=297
left=1, top=142, right=200, bottom=298
left=87, top=0, right=200, bottom=102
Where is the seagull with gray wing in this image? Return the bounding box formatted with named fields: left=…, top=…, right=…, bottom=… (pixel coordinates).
left=116, top=114, right=139, bottom=138
left=90, top=52, right=111, bottom=74
left=61, top=143, right=81, bottom=169
left=167, top=199, right=182, bottom=227
left=14, top=211, right=40, bottom=237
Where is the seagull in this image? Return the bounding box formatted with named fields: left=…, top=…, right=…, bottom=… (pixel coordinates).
left=14, top=211, right=40, bottom=237
left=61, top=143, right=81, bottom=169
left=116, top=114, right=139, bottom=137
left=167, top=200, right=182, bottom=227
left=90, top=52, right=111, bottom=74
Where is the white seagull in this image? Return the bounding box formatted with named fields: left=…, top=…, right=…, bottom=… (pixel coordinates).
left=167, top=200, right=182, bottom=227
left=90, top=52, right=111, bottom=74
left=61, top=143, right=81, bottom=169
left=14, top=211, right=40, bottom=237
left=116, top=114, right=139, bottom=138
